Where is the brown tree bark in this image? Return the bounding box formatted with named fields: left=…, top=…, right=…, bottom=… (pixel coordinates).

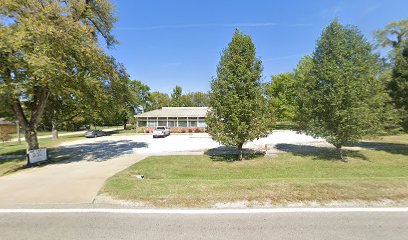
left=237, top=143, right=244, bottom=161
left=24, top=126, right=39, bottom=150
left=336, top=146, right=347, bottom=162
left=123, top=119, right=127, bottom=130
left=10, top=86, right=50, bottom=151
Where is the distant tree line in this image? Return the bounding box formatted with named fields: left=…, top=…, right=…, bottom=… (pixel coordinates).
left=147, top=85, right=209, bottom=110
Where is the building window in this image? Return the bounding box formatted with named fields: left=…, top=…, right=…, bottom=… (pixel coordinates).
left=147, top=119, right=157, bottom=127
left=198, top=118, right=207, bottom=127
left=189, top=120, right=197, bottom=127
left=158, top=117, right=167, bottom=127
left=138, top=120, right=147, bottom=127
left=168, top=118, right=177, bottom=127
left=178, top=118, right=187, bottom=127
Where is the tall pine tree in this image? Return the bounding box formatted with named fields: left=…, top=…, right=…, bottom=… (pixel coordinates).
left=207, top=29, right=272, bottom=160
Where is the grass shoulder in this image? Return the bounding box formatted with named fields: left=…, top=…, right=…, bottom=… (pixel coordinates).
left=101, top=135, right=408, bottom=207
left=0, top=134, right=84, bottom=176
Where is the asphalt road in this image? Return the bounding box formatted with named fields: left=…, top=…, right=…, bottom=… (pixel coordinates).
left=1, top=211, right=407, bottom=240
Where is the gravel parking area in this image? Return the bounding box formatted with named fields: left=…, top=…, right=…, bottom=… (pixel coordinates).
left=59, top=130, right=329, bottom=155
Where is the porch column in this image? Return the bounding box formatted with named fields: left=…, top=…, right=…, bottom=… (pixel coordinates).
left=166, top=117, right=169, bottom=127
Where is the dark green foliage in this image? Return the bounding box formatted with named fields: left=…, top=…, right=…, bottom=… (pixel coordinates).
left=265, top=73, right=298, bottom=121
left=389, top=40, right=408, bottom=130
left=180, top=92, right=210, bottom=107
left=207, top=29, right=273, bottom=160
left=148, top=91, right=170, bottom=110
left=170, top=85, right=183, bottom=107
left=298, top=20, right=394, bottom=156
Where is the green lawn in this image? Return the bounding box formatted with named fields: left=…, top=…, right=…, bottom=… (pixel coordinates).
left=0, top=134, right=84, bottom=176
left=101, top=135, right=408, bottom=207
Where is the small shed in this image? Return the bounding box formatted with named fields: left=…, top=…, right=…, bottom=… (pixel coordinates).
left=0, top=118, right=15, bottom=129
left=0, top=118, right=16, bottom=142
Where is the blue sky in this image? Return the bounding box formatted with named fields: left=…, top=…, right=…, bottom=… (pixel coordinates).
left=106, top=0, right=407, bottom=94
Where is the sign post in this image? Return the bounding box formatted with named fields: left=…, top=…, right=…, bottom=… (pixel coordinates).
left=27, top=149, right=48, bottom=166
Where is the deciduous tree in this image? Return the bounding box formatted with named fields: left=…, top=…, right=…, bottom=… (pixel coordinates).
left=170, top=85, right=183, bottom=107
left=0, top=0, right=120, bottom=150
left=207, top=29, right=272, bottom=160
left=265, top=73, right=297, bottom=121
left=389, top=40, right=408, bottom=130
left=298, top=20, right=391, bottom=159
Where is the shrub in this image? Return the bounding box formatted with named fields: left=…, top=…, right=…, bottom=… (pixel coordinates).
left=136, top=128, right=145, bottom=133
left=127, top=125, right=136, bottom=130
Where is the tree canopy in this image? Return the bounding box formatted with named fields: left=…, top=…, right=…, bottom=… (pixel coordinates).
left=266, top=72, right=297, bottom=121
left=0, top=0, right=124, bottom=150
left=374, top=19, right=408, bottom=49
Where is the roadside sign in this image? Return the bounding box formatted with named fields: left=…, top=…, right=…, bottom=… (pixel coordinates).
left=27, top=149, right=48, bottom=164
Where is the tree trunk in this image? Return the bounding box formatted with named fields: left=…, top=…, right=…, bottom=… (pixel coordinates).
left=123, top=119, right=127, bottom=130
left=3, top=68, right=48, bottom=151
left=52, top=119, right=59, bottom=139
left=24, top=126, right=39, bottom=151
left=237, top=143, right=244, bottom=161
left=10, top=86, right=49, bottom=152
left=336, top=146, right=347, bottom=162
left=16, top=120, right=21, bottom=144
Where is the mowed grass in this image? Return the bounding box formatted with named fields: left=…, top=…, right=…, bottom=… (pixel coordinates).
left=101, top=135, right=408, bottom=207
left=0, top=134, right=84, bottom=176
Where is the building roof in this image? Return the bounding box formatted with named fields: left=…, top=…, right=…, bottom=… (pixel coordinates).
left=135, top=107, right=209, bottom=118
left=0, top=118, right=15, bottom=126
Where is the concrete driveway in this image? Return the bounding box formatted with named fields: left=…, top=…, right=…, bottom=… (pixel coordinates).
left=0, top=131, right=326, bottom=206
left=0, top=152, right=148, bottom=205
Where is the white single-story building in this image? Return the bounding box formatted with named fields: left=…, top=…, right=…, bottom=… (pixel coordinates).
left=135, top=107, right=208, bottom=132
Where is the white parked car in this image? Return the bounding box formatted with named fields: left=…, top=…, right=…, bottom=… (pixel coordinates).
left=153, top=126, right=170, bottom=138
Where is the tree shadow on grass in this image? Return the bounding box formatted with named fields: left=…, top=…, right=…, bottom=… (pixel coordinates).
left=204, top=146, right=265, bottom=162
left=274, top=144, right=368, bottom=161
left=351, top=141, right=408, bottom=156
